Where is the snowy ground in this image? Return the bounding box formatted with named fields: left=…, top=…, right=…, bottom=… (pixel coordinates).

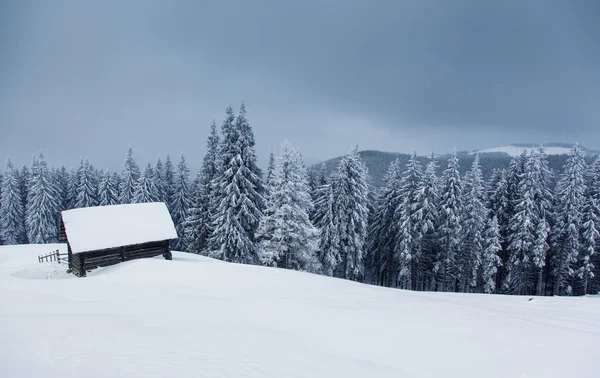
left=1, top=245, right=598, bottom=378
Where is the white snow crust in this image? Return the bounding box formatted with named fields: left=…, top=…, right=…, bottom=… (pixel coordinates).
left=1, top=245, right=598, bottom=378
left=61, top=202, right=177, bottom=253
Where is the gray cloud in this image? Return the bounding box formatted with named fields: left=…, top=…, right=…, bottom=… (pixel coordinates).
left=1, top=0, right=599, bottom=170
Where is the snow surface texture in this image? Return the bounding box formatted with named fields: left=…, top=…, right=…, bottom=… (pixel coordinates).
left=61, top=202, right=177, bottom=253
left=1, top=245, right=598, bottom=378
left=474, top=145, right=573, bottom=157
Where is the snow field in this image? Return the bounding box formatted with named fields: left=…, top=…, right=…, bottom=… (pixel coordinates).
left=1, top=245, right=599, bottom=378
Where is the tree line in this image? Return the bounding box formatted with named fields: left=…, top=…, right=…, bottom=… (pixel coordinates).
left=1, top=103, right=598, bottom=296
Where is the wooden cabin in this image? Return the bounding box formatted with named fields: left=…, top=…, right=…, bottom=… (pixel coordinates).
left=60, top=202, right=178, bottom=277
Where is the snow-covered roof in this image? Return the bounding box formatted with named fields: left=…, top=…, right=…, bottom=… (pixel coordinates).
left=61, top=202, right=177, bottom=254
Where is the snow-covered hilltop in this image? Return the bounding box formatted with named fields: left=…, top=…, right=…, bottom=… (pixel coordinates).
left=1, top=245, right=598, bottom=378
left=473, top=143, right=598, bottom=157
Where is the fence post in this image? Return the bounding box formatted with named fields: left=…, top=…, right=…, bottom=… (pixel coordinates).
left=55, top=250, right=59, bottom=262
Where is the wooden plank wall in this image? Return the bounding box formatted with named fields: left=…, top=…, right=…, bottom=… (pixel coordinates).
left=69, top=240, right=171, bottom=277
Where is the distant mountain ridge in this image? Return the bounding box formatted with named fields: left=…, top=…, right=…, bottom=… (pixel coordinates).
left=312, top=143, right=598, bottom=188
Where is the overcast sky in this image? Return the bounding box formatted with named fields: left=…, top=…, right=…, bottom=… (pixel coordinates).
left=1, top=0, right=599, bottom=170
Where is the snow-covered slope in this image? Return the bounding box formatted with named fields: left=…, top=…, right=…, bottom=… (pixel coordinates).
left=1, top=245, right=598, bottom=378
left=473, top=144, right=596, bottom=157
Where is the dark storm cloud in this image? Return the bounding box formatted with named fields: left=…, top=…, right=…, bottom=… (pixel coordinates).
left=1, top=0, right=599, bottom=170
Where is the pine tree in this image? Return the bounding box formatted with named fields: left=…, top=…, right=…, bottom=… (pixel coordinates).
left=0, top=159, right=25, bottom=245
left=578, top=198, right=598, bottom=295
left=458, top=154, right=486, bottom=293
left=54, top=166, right=70, bottom=213
left=367, top=159, right=402, bottom=286
left=208, top=104, right=264, bottom=263
left=413, top=153, right=440, bottom=290
left=395, top=153, right=423, bottom=290
left=163, top=155, right=176, bottom=213
left=310, top=163, right=331, bottom=228
left=98, top=170, right=119, bottom=206
left=436, top=151, right=463, bottom=291
left=265, top=150, right=276, bottom=191
left=586, top=157, right=600, bottom=293
left=257, top=141, right=319, bottom=272
left=120, top=147, right=141, bottom=204
left=532, top=219, right=550, bottom=296
left=154, top=158, right=167, bottom=204
left=481, top=216, right=502, bottom=294
left=170, top=155, right=192, bottom=251
left=133, top=163, right=160, bottom=203
left=317, top=181, right=341, bottom=276
left=552, top=145, right=587, bottom=295
left=75, top=159, right=98, bottom=208
left=18, top=165, right=30, bottom=243
left=504, top=152, right=538, bottom=295
left=65, top=168, right=77, bottom=210
left=25, top=154, right=59, bottom=244
left=332, top=147, right=370, bottom=281
left=185, top=121, right=221, bottom=254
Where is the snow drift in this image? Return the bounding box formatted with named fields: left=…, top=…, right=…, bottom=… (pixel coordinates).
left=1, top=245, right=598, bottom=378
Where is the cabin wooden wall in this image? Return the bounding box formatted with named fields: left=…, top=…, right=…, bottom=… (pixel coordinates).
left=68, top=240, right=171, bottom=277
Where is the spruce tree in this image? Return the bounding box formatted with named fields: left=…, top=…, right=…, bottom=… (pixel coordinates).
left=586, top=157, right=600, bottom=293
left=413, top=153, right=440, bottom=290
left=367, top=159, right=403, bottom=286
left=265, top=150, right=276, bottom=191
left=332, top=147, right=370, bottom=281
left=0, top=159, right=25, bottom=245
left=18, top=165, right=30, bottom=243
left=504, top=152, right=538, bottom=295
left=170, top=155, right=192, bottom=251
left=98, top=170, right=119, bottom=206
left=208, top=104, right=264, bottom=263
left=437, top=151, right=463, bottom=291
left=75, top=159, right=98, bottom=208
left=552, top=145, right=587, bottom=295
left=154, top=158, right=166, bottom=204
left=578, top=198, right=598, bottom=295
left=481, top=216, right=502, bottom=294
left=163, top=155, right=176, bottom=213
left=532, top=219, right=550, bottom=296
left=120, top=147, right=141, bottom=204
left=25, top=154, right=59, bottom=244
left=65, top=168, right=77, bottom=210
left=395, top=153, right=423, bottom=290
left=458, top=154, right=486, bottom=293
left=132, top=163, right=160, bottom=203
left=257, top=141, right=319, bottom=271
left=317, top=181, right=341, bottom=276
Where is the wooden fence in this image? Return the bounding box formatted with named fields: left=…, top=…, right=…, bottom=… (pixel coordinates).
left=38, top=249, right=68, bottom=264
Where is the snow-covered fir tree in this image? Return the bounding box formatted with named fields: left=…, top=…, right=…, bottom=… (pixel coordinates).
left=458, top=154, right=486, bottom=293
left=0, top=159, right=25, bottom=245
left=332, top=147, right=370, bottom=281
left=551, top=145, right=587, bottom=295
left=586, top=156, right=600, bottom=293
left=257, top=141, right=319, bottom=272
left=532, top=219, right=550, bottom=296
left=75, top=159, right=98, bottom=208
left=316, top=181, right=341, bottom=276
left=436, top=151, right=463, bottom=291
left=154, top=158, right=167, bottom=204
left=120, top=147, right=141, bottom=204
left=413, top=153, right=440, bottom=290
left=132, top=163, right=160, bottom=203
left=19, top=165, right=30, bottom=239
left=208, top=104, right=264, bottom=263
left=504, top=152, right=538, bottom=295
left=578, top=197, right=598, bottom=295
left=481, top=216, right=502, bottom=294
left=185, top=121, right=220, bottom=254
left=170, top=155, right=192, bottom=251
left=163, top=155, right=176, bottom=213
left=395, top=153, right=423, bottom=290
left=367, top=159, right=403, bottom=286
left=25, top=154, right=59, bottom=244
left=54, top=166, right=70, bottom=212
left=265, top=150, right=276, bottom=192
left=310, top=163, right=331, bottom=227
left=98, top=170, right=119, bottom=206
left=65, top=168, right=77, bottom=210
